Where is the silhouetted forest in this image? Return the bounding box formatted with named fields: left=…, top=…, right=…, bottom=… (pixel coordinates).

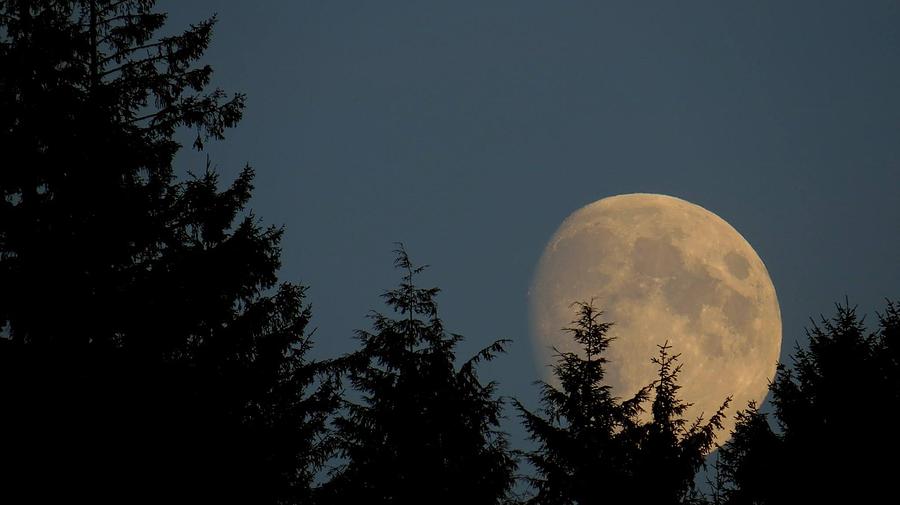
left=1, top=2, right=897, bottom=504
left=711, top=300, right=900, bottom=505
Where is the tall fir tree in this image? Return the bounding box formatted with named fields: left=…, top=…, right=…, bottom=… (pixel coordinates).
left=713, top=402, right=783, bottom=505
left=321, top=246, right=516, bottom=505
left=718, top=300, right=900, bottom=504
left=517, top=301, right=648, bottom=505
left=878, top=300, right=900, bottom=404
left=633, top=342, right=730, bottom=505
left=518, top=302, right=728, bottom=505
left=0, top=1, right=336, bottom=502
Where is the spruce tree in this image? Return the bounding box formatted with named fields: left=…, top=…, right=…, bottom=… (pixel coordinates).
left=714, top=403, right=783, bottom=505
left=634, top=343, right=730, bottom=505
left=719, top=300, right=900, bottom=504
left=518, top=302, right=728, bottom=505
left=875, top=300, right=900, bottom=407
left=322, top=246, right=516, bottom=505
left=517, top=301, right=648, bottom=505
left=0, top=2, right=335, bottom=502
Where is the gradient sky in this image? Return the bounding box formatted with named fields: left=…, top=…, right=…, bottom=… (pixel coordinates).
left=162, top=0, right=900, bottom=433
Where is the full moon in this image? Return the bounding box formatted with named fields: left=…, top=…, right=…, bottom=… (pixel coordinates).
left=530, top=193, right=781, bottom=442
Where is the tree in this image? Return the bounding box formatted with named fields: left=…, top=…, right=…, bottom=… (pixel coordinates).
left=633, top=342, right=730, bottom=505
left=0, top=1, right=335, bottom=502
left=518, top=302, right=728, bottom=505
left=321, top=246, right=517, bottom=505
left=718, top=300, right=900, bottom=504
left=714, top=403, right=783, bottom=505
left=517, top=301, right=647, bottom=505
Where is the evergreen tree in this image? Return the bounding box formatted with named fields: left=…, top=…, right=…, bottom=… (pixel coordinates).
left=635, top=343, right=730, bottom=505
left=714, top=403, right=783, bottom=505
left=517, top=301, right=648, bottom=505
left=876, top=300, right=900, bottom=406
left=0, top=1, right=335, bottom=502
left=719, top=300, right=900, bottom=504
left=322, top=246, right=516, bottom=505
left=518, top=302, right=728, bottom=505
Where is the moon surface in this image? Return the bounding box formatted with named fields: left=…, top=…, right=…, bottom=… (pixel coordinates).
left=530, top=193, right=781, bottom=442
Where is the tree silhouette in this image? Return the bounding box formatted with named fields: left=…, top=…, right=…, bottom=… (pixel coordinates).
left=517, top=301, right=647, bottom=505
left=718, top=299, right=900, bottom=504
left=634, top=342, right=731, bottom=505
left=876, top=300, right=900, bottom=410
left=518, top=301, right=728, bottom=505
left=714, top=403, right=783, bottom=505
left=0, top=1, right=335, bottom=502
left=321, top=246, right=517, bottom=505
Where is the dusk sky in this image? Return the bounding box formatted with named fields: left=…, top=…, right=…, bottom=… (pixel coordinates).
left=163, top=0, right=899, bottom=421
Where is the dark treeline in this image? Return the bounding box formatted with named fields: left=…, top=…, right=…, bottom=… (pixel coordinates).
left=713, top=300, right=900, bottom=505
left=1, top=2, right=898, bottom=504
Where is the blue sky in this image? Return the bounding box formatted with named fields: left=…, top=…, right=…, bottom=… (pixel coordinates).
left=162, top=0, right=900, bottom=433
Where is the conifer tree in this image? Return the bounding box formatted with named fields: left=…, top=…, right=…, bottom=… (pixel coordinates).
left=719, top=300, right=900, bottom=504
left=634, top=343, right=730, bottom=505
left=517, top=301, right=648, bottom=505
left=322, top=246, right=516, bottom=505
left=714, top=403, right=783, bottom=505
left=518, top=302, right=728, bottom=505
left=0, top=2, right=335, bottom=502
left=876, top=300, right=900, bottom=405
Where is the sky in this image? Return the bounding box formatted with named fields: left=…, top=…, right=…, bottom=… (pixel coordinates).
left=161, top=0, right=900, bottom=436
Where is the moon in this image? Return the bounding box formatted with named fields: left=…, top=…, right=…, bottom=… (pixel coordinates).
left=530, top=193, right=781, bottom=442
